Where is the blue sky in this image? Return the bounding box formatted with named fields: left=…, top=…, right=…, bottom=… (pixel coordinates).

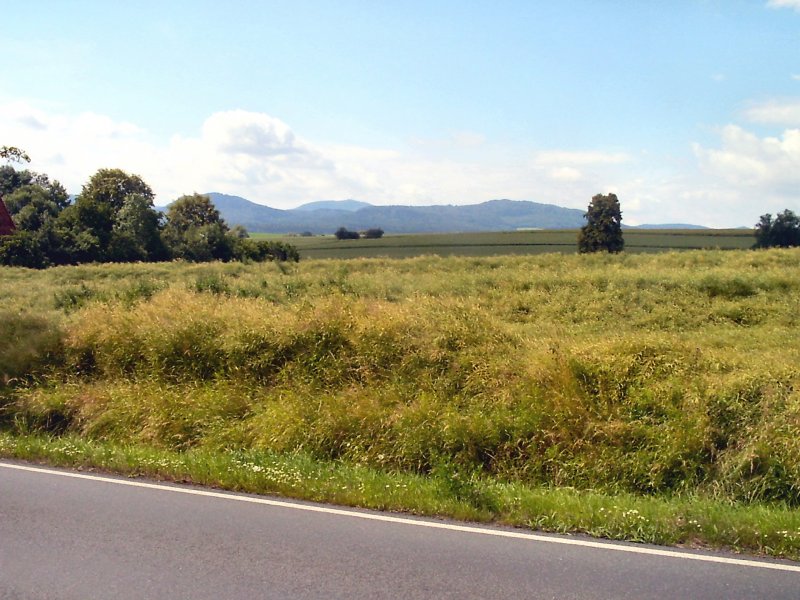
left=2, top=1, right=799, bottom=226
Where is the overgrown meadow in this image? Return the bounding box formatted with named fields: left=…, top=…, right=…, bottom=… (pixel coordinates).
left=2, top=250, right=800, bottom=557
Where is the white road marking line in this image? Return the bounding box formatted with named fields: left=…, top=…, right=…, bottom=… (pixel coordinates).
left=2, top=460, right=800, bottom=573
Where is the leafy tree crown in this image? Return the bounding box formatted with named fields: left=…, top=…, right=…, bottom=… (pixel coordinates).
left=578, top=193, right=624, bottom=254
left=754, top=210, right=800, bottom=249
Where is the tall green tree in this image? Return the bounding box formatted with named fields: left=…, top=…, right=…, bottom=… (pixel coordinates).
left=79, top=168, right=155, bottom=212
left=0, top=165, right=33, bottom=198
left=109, top=193, right=169, bottom=262
left=0, top=148, right=72, bottom=267
left=578, top=193, right=624, bottom=254
left=4, top=179, right=69, bottom=231
left=754, top=210, right=800, bottom=248
left=163, top=193, right=233, bottom=262
left=0, top=230, right=48, bottom=268
left=65, top=169, right=161, bottom=262
left=0, top=151, right=298, bottom=266
left=0, top=145, right=32, bottom=197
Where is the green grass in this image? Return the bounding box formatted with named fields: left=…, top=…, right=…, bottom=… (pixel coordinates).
left=252, top=229, right=754, bottom=259
left=1, top=248, right=799, bottom=558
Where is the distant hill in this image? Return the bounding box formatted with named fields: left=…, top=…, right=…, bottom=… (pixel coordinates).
left=193, top=195, right=587, bottom=234
left=205, top=193, right=284, bottom=222
left=629, top=223, right=709, bottom=230
left=160, top=194, right=712, bottom=233
left=294, top=200, right=373, bottom=212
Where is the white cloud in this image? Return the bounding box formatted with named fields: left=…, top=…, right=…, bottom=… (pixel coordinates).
left=202, top=110, right=303, bottom=157
left=694, top=125, right=800, bottom=193
left=2, top=100, right=795, bottom=228
left=0, top=101, right=619, bottom=210
left=526, top=151, right=631, bottom=203
left=533, top=150, right=630, bottom=166
left=594, top=123, right=800, bottom=227
left=767, top=0, right=800, bottom=11
left=0, top=103, right=351, bottom=203
left=549, top=167, right=583, bottom=182
left=161, top=115, right=350, bottom=204
left=0, top=101, right=152, bottom=193
left=742, top=99, right=800, bottom=126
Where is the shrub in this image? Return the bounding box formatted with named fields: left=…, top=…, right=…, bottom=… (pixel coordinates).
left=232, top=239, right=300, bottom=262
left=0, top=231, right=49, bottom=268
left=0, top=311, right=63, bottom=386
left=334, top=227, right=360, bottom=240
left=363, top=228, right=384, bottom=239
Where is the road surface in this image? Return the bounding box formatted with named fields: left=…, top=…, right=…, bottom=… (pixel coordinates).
left=1, top=460, right=798, bottom=599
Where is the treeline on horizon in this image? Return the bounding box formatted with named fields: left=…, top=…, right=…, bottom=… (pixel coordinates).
left=2, top=146, right=798, bottom=269
left=0, top=158, right=299, bottom=269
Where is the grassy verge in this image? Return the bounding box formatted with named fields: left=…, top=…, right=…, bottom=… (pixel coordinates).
left=2, top=250, right=799, bottom=560
left=3, top=431, right=800, bottom=560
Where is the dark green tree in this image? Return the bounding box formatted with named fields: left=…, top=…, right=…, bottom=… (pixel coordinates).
left=0, top=165, right=34, bottom=197
left=0, top=151, right=299, bottom=266
left=1, top=186, right=68, bottom=267
left=163, top=193, right=233, bottom=262
left=0, top=149, right=72, bottom=267
left=334, top=227, right=360, bottom=240
left=66, top=169, right=161, bottom=262
left=754, top=210, right=800, bottom=248
left=4, top=181, right=69, bottom=231
left=0, top=230, right=49, bottom=268
left=79, top=168, right=154, bottom=213
left=0, top=146, right=32, bottom=197
left=0, top=155, right=69, bottom=209
left=363, top=228, right=384, bottom=239
left=51, top=206, right=104, bottom=264
left=109, top=193, right=169, bottom=262
left=578, top=193, right=624, bottom=254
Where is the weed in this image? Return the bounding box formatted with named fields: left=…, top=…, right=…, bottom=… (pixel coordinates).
left=2, top=248, right=800, bottom=556
left=53, top=284, right=100, bottom=312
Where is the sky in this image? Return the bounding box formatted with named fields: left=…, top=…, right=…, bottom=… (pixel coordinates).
left=1, top=1, right=799, bottom=227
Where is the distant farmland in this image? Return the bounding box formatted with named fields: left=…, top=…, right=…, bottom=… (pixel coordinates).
left=253, top=229, right=754, bottom=259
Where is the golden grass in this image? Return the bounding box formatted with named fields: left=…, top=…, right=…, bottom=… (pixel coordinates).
left=1, top=249, right=798, bottom=503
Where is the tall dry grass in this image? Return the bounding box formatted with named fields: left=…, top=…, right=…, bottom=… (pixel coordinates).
left=2, top=249, right=800, bottom=505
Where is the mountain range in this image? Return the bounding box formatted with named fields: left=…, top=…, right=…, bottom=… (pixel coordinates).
left=198, top=193, right=586, bottom=234
left=162, top=193, right=707, bottom=233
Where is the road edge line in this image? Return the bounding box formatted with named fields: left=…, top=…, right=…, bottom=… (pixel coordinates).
left=3, top=460, right=799, bottom=573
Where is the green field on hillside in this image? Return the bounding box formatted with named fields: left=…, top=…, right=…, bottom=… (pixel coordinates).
left=2, top=248, right=799, bottom=558
left=251, top=229, right=754, bottom=259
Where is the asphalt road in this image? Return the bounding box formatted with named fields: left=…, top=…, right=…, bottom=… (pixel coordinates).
left=1, top=460, right=799, bottom=600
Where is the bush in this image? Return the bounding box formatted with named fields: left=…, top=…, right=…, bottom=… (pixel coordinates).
left=363, top=228, right=384, bottom=239
left=334, top=227, right=360, bottom=240
left=232, top=239, right=300, bottom=262
left=0, top=231, right=48, bottom=268
left=0, top=311, right=63, bottom=386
